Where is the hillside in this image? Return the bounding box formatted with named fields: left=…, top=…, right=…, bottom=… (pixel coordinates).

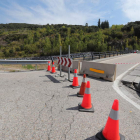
left=0, top=22, right=140, bottom=58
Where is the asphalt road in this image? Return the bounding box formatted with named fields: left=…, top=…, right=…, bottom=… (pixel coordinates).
left=0, top=54, right=140, bottom=140
left=99, top=53, right=140, bottom=76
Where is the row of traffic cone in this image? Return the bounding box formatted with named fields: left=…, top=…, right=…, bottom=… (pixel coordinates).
left=71, top=69, right=125, bottom=140
left=47, top=61, right=56, bottom=73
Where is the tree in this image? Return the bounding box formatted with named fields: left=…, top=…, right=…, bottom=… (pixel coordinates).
left=34, top=31, right=40, bottom=42
left=67, top=27, right=71, bottom=39
left=101, top=20, right=109, bottom=29
left=85, top=23, right=88, bottom=27
left=53, top=34, right=62, bottom=54
left=128, top=45, right=133, bottom=50
left=125, top=39, right=129, bottom=49
left=98, top=19, right=100, bottom=28
left=87, top=40, right=95, bottom=51
left=129, top=26, right=134, bottom=35
left=43, top=37, right=51, bottom=55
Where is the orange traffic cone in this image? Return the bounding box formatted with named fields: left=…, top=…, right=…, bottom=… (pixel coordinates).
left=78, top=81, right=94, bottom=112
left=70, top=69, right=80, bottom=88
left=95, top=99, right=125, bottom=140
left=77, top=74, right=86, bottom=97
left=47, top=61, right=51, bottom=71
left=51, top=62, right=56, bottom=74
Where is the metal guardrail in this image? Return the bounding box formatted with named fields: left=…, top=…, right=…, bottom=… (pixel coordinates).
left=5, top=50, right=133, bottom=61
left=68, top=51, right=130, bottom=60
left=0, top=60, right=50, bottom=65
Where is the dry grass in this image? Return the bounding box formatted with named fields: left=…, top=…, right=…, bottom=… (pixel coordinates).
left=0, top=60, right=58, bottom=72
left=0, top=64, right=48, bottom=72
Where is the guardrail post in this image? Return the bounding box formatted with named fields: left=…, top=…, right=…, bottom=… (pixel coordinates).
left=109, top=52, right=110, bottom=57
left=99, top=53, right=100, bottom=59
left=117, top=51, right=118, bottom=56
left=35, top=64, right=37, bottom=70
left=104, top=52, right=106, bottom=58
left=51, top=56, right=53, bottom=64
left=91, top=52, right=94, bottom=60
left=83, top=54, right=85, bottom=60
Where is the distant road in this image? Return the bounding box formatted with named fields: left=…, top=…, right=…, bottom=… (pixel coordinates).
left=99, top=53, right=140, bottom=77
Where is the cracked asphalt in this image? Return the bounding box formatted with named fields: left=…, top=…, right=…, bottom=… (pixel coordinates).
left=0, top=53, right=140, bottom=140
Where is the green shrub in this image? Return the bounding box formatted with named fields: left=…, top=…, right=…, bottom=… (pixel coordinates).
left=22, top=64, right=35, bottom=69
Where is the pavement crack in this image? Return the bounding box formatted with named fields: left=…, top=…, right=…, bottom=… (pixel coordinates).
left=47, top=113, right=54, bottom=140
left=64, top=112, right=78, bottom=140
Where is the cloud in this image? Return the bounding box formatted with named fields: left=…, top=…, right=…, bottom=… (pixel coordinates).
left=0, top=0, right=106, bottom=25
left=120, top=0, right=140, bottom=21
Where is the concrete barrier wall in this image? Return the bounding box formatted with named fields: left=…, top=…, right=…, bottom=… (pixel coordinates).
left=80, top=61, right=116, bottom=82
left=58, top=60, right=80, bottom=73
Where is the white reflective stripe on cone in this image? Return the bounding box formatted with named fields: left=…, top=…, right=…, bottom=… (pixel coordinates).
left=85, top=88, right=90, bottom=94
left=109, top=109, right=119, bottom=120
left=74, top=73, right=77, bottom=77
left=82, top=78, right=86, bottom=83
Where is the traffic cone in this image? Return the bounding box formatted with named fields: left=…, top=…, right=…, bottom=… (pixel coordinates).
left=47, top=61, right=51, bottom=71
left=77, top=74, right=86, bottom=97
left=70, top=69, right=80, bottom=88
left=95, top=99, right=125, bottom=140
left=51, top=62, right=56, bottom=74
left=78, top=81, right=94, bottom=112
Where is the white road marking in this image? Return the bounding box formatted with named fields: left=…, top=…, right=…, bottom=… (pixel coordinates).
left=113, top=63, right=140, bottom=110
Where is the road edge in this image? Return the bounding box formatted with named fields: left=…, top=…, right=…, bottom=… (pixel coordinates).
left=112, top=63, right=140, bottom=110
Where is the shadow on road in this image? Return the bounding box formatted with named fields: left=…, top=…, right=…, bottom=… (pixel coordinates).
left=45, top=75, right=61, bottom=83
left=68, top=94, right=78, bottom=97
left=62, top=86, right=71, bottom=88
left=84, top=136, right=97, bottom=140
left=66, top=106, right=78, bottom=111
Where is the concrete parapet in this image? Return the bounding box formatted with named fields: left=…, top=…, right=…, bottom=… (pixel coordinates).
left=80, top=61, right=116, bottom=82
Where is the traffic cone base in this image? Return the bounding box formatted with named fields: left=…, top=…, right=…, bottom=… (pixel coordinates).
left=70, top=85, right=80, bottom=89
left=51, top=71, right=57, bottom=74
left=78, top=103, right=94, bottom=112
left=51, top=70, right=57, bottom=74
left=77, top=91, right=84, bottom=97
left=95, top=128, right=125, bottom=140
left=51, top=72, right=57, bottom=74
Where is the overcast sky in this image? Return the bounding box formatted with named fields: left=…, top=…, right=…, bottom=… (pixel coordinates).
left=0, top=0, right=140, bottom=26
